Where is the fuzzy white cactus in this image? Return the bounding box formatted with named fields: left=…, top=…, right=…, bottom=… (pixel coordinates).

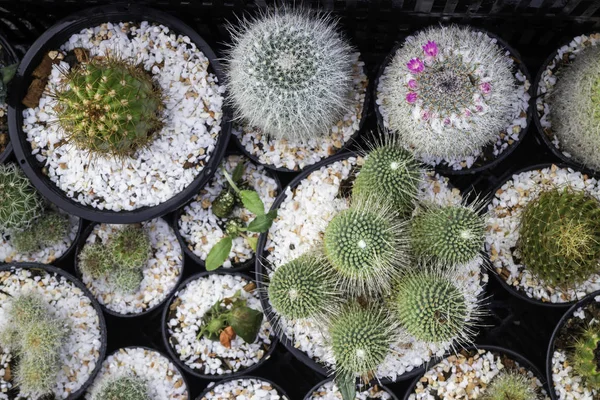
left=226, top=9, right=354, bottom=141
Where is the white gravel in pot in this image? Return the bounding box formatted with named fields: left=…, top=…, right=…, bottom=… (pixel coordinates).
left=200, top=378, right=289, bottom=400
left=166, top=273, right=273, bottom=376
left=79, top=218, right=183, bottom=315
left=178, top=154, right=279, bottom=268
left=85, top=347, right=188, bottom=400
left=485, top=164, right=600, bottom=303
left=0, top=208, right=79, bottom=264
left=264, top=155, right=487, bottom=381
left=307, top=380, right=393, bottom=400
left=407, top=349, right=549, bottom=399
left=22, top=21, right=224, bottom=211
left=0, top=266, right=103, bottom=399
left=232, top=53, right=367, bottom=171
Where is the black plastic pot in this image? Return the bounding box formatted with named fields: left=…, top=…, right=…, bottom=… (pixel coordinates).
left=303, top=377, right=399, bottom=400
left=196, top=375, right=290, bottom=400
left=374, top=25, right=532, bottom=176
left=0, top=29, right=18, bottom=164
left=546, top=290, right=600, bottom=400
left=73, top=217, right=185, bottom=318
left=402, top=345, right=548, bottom=400
left=486, top=162, right=600, bottom=309
left=0, top=262, right=108, bottom=400
left=7, top=4, right=231, bottom=223
left=161, top=270, right=278, bottom=381
left=173, top=151, right=282, bottom=273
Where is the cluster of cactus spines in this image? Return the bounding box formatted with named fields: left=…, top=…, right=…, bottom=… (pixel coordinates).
left=54, top=57, right=163, bottom=158
left=482, top=372, right=539, bottom=400
left=0, top=293, right=68, bottom=398
left=381, top=25, right=517, bottom=159
left=109, top=267, right=144, bottom=294
left=518, top=187, right=600, bottom=287
left=79, top=243, right=113, bottom=279
left=108, top=225, right=151, bottom=270
left=0, top=163, right=44, bottom=232
left=570, top=323, right=600, bottom=389
left=93, top=375, right=149, bottom=400
left=268, top=254, right=339, bottom=320
left=549, top=46, right=600, bottom=170
left=226, top=9, right=354, bottom=141
left=410, top=202, right=486, bottom=265
left=12, top=212, right=69, bottom=253
left=323, top=199, right=409, bottom=297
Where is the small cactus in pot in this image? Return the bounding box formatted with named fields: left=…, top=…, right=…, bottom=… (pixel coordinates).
left=92, top=375, right=149, bottom=400
left=569, top=323, right=600, bottom=388
left=481, top=371, right=540, bottom=400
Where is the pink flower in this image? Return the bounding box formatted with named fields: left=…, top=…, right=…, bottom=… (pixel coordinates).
left=476, top=105, right=483, bottom=112
left=408, top=79, right=418, bottom=89
left=444, top=118, right=451, bottom=125
left=464, top=109, right=472, bottom=117
left=480, top=82, right=492, bottom=94
left=406, top=92, right=418, bottom=103
left=422, top=41, right=438, bottom=57
left=422, top=111, right=431, bottom=121
left=407, top=58, right=424, bottom=74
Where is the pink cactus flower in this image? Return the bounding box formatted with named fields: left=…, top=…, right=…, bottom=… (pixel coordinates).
left=422, top=111, right=431, bottom=121
left=476, top=105, right=483, bottom=112
left=444, top=117, right=451, bottom=125
left=407, top=58, right=424, bottom=73
left=422, top=41, right=439, bottom=57
left=406, top=92, right=418, bottom=103
left=464, top=109, right=472, bottom=117
left=480, top=82, right=492, bottom=94
left=408, top=79, right=418, bottom=89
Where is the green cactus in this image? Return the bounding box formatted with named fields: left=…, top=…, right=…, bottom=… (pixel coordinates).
left=0, top=164, right=44, bottom=231
left=109, top=266, right=144, bottom=294
left=570, top=323, right=600, bottom=389
left=93, top=375, right=149, bottom=400
left=11, top=212, right=70, bottom=253
left=212, top=190, right=236, bottom=219
left=108, top=225, right=151, bottom=270
left=518, top=188, right=600, bottom=287
left=55, top=58, right=163, bottom=158
left=410, top=203, right=485, bottom=265
left=268, top=254, right=339, bottom=320
left=11, top=228, right=39, bottom=253
left=79, top=243, right=113, bottom=279
left=482, top=372, right=539, bottom=400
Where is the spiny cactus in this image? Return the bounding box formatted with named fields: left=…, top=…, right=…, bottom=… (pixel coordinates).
left=93, top=375, right=149, bottom=400
left=482, top=372, right=539, bottom=400
left=109, top=266, right=144, bottom=294
left=79, top=243, right=113, bottom=279
left=379, top=25, right=517, bottom=159
left=0, top=163, right=44, bottom=231
left=323, top=199, right=409, bottom=297
left=54, top=57, right=163, bottom=158
left=12, top=212, right=69, bottom=253
left=518, top=187, right=600, bottom=287
left=570, top=323, right=600, bottom=389
left=268, top=254, right=339, bottom=320
left=410, top=202, right=485, bottom=265
left=549, top=45, right=600, bottom=170
left=227, top=9, right=354, bottom=141
left=352, top=134, right=422, bottom=214
left=108, top=225, right=151, bottom=270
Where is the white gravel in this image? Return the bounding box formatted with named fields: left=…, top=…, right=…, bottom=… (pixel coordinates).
left=200, top=378, right=288, bottom=400
left=178, top=154, right=279, bottom=268
left=0, top=266, right=103, bottom=399
left=166, top=273, right=273, bottom=376
left=79, top=218, right=183, bottom=315
left=22, top=21, right=224, bottom=211
left=485, top=164, right=600, bottom=303
left=307, top=379, right=393, bottom=400
left=232, top=53, right=367, bottom=171
left=85, top=347, right=188, bottom=400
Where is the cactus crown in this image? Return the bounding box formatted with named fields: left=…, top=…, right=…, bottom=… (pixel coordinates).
left=570, top=323, right=600, bottom=389
left=518, top=187, right=600, bottom=287
left=0, top=164, right=44, bottom=232
left=227, top=9, right=354, bottom=141
left=108, top=225, right=151, bottom=270
left=93, top=375, right=149, bottom=400
left=55, top=57, right=163, bottom=158
left=79, top=242, right=113, bottom=279
left=410, top=202, right=485, bottom=265
left=482, top=372, right=539, bottom=400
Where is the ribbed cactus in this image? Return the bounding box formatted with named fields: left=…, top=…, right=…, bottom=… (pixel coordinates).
left=55, top=58, right=163, bottom=158
left=227, top=10, right=354, bottom=141
left=518, top=188, right=600, bottom=287
left=570, top=323, right=600, bottom=389
left=0, top=164, right=44, bottom=231
left=108, top=225, right=151, bottom=270
left=93, top=376, right=149, bottom=400
left=482, top=372, right=539, bottom=400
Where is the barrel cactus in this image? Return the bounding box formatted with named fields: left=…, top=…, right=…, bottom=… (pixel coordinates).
left=0, top=163, right=44, bottom=231
left=108, top=225, right=151, bottom=270
left=518, top=187, right=600, bottom=287
left=93, top=375, right=149, bottom=400
left=482, top=372, right=539, bottom=400
left=226, top=9, right=354, bottom=141
left=79, top=243, right=113, bottom=279
left=570, top=323, right=600, bottom=389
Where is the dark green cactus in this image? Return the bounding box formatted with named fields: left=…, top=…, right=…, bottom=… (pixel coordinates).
left=212, top=190, right=236, bottom=219
left=0, top=164, right=44, bottom=231
left=108, top=225, right=151, bottom=270
left=570, top=323, right=600, bottom=389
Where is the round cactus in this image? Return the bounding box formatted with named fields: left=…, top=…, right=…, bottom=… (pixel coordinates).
left=518, top=188, right=600, bottom=287
left=482, top=372, right=539, bottom=400
left=227, top=9, right=354, bottom=141
left=55, top=58, right=163, bottom=158
left=0, top=164, right=44, bottom=231
left=12, top=212, right=70, bottom=253
left=93, top=376, right=149, bottom=400
left=109, top=267, right=144, bottom=294
left=108, top=225, right=151, bottom=270
left=570, top=323, right=600, bottom=389
left=410, top=203, right=485, bottom=265
left=268, top=254, right=339, bottom=320
left=79, top=243, right=113, bottom=279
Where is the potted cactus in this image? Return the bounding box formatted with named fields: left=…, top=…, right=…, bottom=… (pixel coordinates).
left=0, top=263, right=106, bottom=399
left=75, top=218, right=184, bottom=317
left=0, top=163, right=80, bottom=263
left=85, top=347, right=188, bottom=400
left=197, top=376, right=290, bottom=400
left=375, top=25, right=530, bottom=173
left=486, top=164, right=600, bottom=305
left=176, top=154, right=280, bottom=271
left=305, top=377, right=398, bottom=400
left=227, top=9, right=368, bottom=172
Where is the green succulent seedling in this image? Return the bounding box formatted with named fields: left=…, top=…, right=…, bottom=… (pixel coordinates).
left=0, top=163, right=44, bottom=232
left=482, top=371, right=539, bottom=400
left=109, top=267, right=144, bottom=294
left=78, top=243, right=113, bottom=279
left=93, top=375, right=149, bottom=400
left=108, top=224, right=151, bottom=270
left=570, top=323, right=600, bottom=389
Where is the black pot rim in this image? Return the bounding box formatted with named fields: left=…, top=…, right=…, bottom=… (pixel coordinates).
left=195, top=374, right=290, bottom=400
left=254, top=151, right=425, bottom=383
left=0, top=262, right=108, bottom=400
left=303, top=376, right=399, bottom=400
left=545, top=289, right=600, bottom=400
left=373, top=24, right=533, bottom=176
left=402, top=344, right=548, bottom=400
left=172, top=150, right=283, bottom=273
left=231, top=61, right=371, bottom=173
left=73, top=217, right=185, bottom=318
left=486, top=161, right=600, bottom=309
left=0, top=28, right=18, bottom=165
left=160, top=269, right=279, bottom=380
left=7, top=3, right=232, bottom=223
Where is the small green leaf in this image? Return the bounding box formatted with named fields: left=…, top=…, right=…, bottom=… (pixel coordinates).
left=247, top=214, right=275, bottom=233
left=1, top=63, right=17, bottom=85
left=336, top=373, right=357, bottom=400
left=206, top=236, right=232, bottom=271
left=240, top=190, right=265, bottom=216
left=232, top=162, right=245, bottom=183
left=246, top=235, right=258, bottom=252
left=266, top=209, right=278, bottom=220
left=229, top=305, right=263, bottom=343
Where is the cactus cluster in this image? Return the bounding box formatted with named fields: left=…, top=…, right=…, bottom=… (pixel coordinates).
left=226, top=9, right=354, bottom=141
left=93, top=376, right=149, bottom=400
left=482, top=372, right=539, bottom=400
left=518, top=188, right=600, bottom=288
left=569, top=323, right=600, bottom=389
left=54, top=57, right=163, bottom=158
